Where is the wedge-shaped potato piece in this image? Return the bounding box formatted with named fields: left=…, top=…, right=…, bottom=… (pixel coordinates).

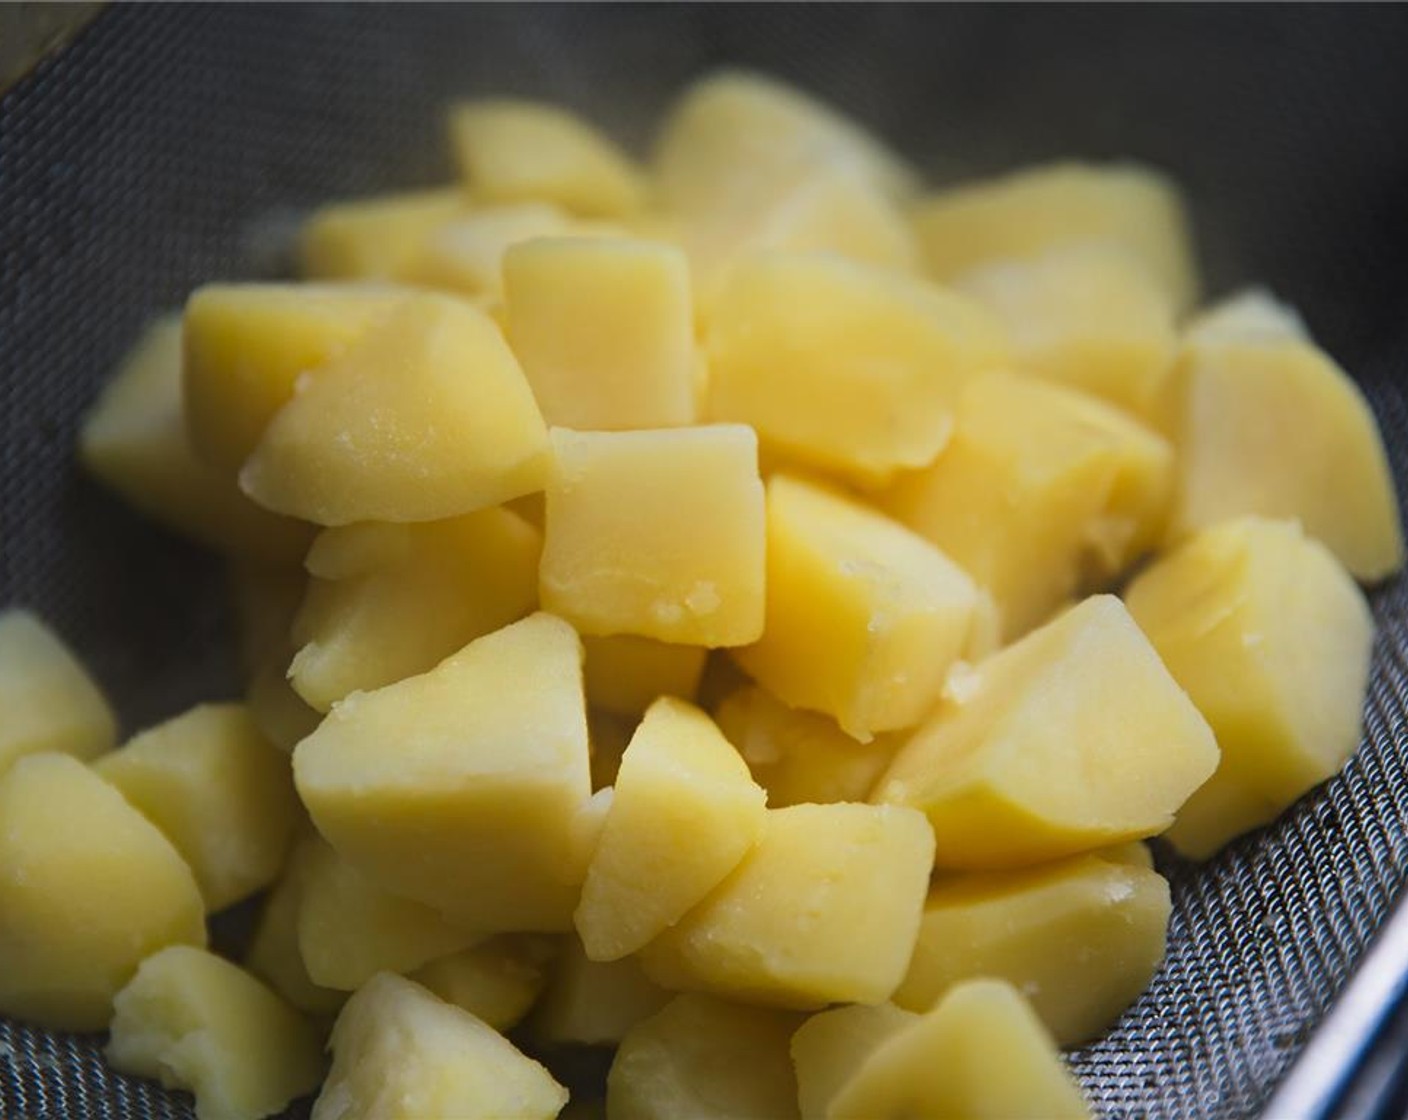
left=504, top=237, right=695, bottom=430
left=0, top=753, right=206, bottom=1030
left=582, top=635, right=706, bottom=718
left=826, top=979, right=1090, bottom=1119
left=531, top=935, right=671, bottom=1046
left=407, top=202, right=575, bottom=297
left=912, top=161, right=1198, bottom=311
left=873, top=595, right=1218, bottom=869
left=245, top=840, right=347, bottom=1019
left=576, top=697, right=767, bottom=960
left=1126, top=517, right=1374, bottom=858
left=241, top=294, right=550, bottom=526
left=411, top=935, right=556, bottom=1033
left=108, top=946, right=324, bottom=1120
left=706, top=253, right=1007, bottom=485
left=294, top=613, right=591, bottom=932
left=885, top=373, right=1174, bottom=639
left=290, top=507, right=541, bottom=710
left=540, top=426, right=766, bottom=646
left=0, top=609, right=116, bottom=777
left=300, top=187, right=469, bottom=281
left=640, top=803, right=933, bottom=1008
left=895, top=853, right=1170, bottom=1045
left=450, top=99, right=645, bottom=218
left=791, top=1004, right=918, bottom=1120
left=95, top=703, right=299, bottom=912
left=607, top=993, right=802, bottom=1120
left=314, top=973, right=567, bottom=1120
left=735, top=475, right=980, bottom=739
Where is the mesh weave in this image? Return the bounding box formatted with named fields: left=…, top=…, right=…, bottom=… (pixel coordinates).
left=3, top=6, right=1408, bottom=1118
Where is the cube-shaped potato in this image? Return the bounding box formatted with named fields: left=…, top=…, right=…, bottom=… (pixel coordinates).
left=504, top=237, right=695, bottom=430
left=0, top=609, right=115, bottom=778
left=540, top=426, right=766, bottom=646
left=734, top=475, right=980, bottom=739
left=411, top=936, right=557, bottom=1033
left=582, top=634, right=707, bottom=717
left=575, top=697, right=767, bottom=960
left=0, top=753, right=205, bottom=1030
left=873, top=595, right=1219, bottom=869
left=299, top=187, right=469, bottom=281
left=894, top=853, right=1171, bottom=1045
left=313, top=973, right=567, bottom=1120
left=791, top=1004, right=918, bottom=1120
left=294, top=613, right=591, bottom=932
left=241, top=294, right=550, bottom=526
left=245, top=840, right=347, bottom=1019
left=290, top=507, right=542, bottom=710
left=407, top=202, right=574, bottom=297
left=705, top=253, right=1008, bottom=485
left=911, top=161, right=1198, bottom=311
left=95, top=703, right=300, bottom=911
left=530, top=935, right=671, bottom=1046
left=108, top=946, right=324, bottom=1120
left=639, top=803, right=934, bottom=1009
left=1126, top=517, right=1375, bottom=858
left=450, top=99, right=645, bottom=218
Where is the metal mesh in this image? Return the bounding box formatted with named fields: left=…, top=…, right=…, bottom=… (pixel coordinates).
left=3, top=6, right=1408, bottom=1118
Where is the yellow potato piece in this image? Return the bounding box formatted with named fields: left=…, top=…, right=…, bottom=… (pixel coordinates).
left=300, top=187, right=469, bottom=281
left=531, top=935, right=672, bottom=1046
left=240, top=294, right=550, bottom=526
left=575, top=697, right=767, bottom=961
left=874, top=595, right=1218, bottom=869
left=410, top=935, right=557, bottom=1033
left=540, top=425, right=766, bottom=646
left=0, top=609, right=115, bottom=778
left=95, top=703, right=299, bottom=912
left=407, top=202, right=575, bottom=297
left=314, top=973, right=567, bottom=1120
left=293, top=613, right=591, bottom=932
left=582, top=634, right=707, bottom=718
left=1126, top=517, right=1374, bottom=858
left=791, top=1004, right=919, bottom=1120
left=734, top=474, right=980, bottom=739
left=0, top=753, right=205, bottom=1031
left=107, top=946, right=324, bottom=1120
left=639, top=802, right=934, bottom=1009
left=705, top=252, right=1008, bottom=486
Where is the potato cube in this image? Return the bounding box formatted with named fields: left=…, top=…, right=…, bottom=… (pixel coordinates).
left=0, top=609, right=116, bottom=777
left=791, top=1004, right=918, bottom=1120
left=241, top=294, right=550, bottom=526
left=734, top=475, right=980, bottom=739
left=1126, top=517, right=1375, bottom=857
left=245, top=841, right=347, bottom=1019
left=873, top=595, right=1219, bottom=869
left=639, top=803, right=934, bottom=1008
left=108, top=946, right=324, bottom=1120
left=705, top=252, right=1007, bottom=485
left=531, top=935, right=671, bottom=1046
left=582, top=635, right=706, bottom=717
left=95, top=703, right=299, bottom=911
left=607, top=993, right=802, bottom=1120
left=411, top=935, right=556, bottom=1032
left=575, top=697, right=767, bottom=960
left=894, top=853, right=1171, bottom=1045
left=540, top=426, right=765, bottom=646
left=293, top=613, right=591, bottom=932
left=406, top=202, right=574, bottom=297
left=314, top=973, right=567, bottom=1120
left=504, top=237, right=695, bottom=430
left=299, top=187, right=468, bottom=281
left=0, top=753, right=205, bottom=1030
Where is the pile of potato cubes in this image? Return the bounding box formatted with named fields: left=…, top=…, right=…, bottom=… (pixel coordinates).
left=0, top=70, right=1400, bottom=1120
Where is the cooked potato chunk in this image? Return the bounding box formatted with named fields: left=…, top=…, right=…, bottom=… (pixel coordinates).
left=582, top=635, right=706, bottom=718
left=300, top=187, right=468, bottom=281
left=791, top=1004, right=918, bottom=1120
left=108, top=946, right=324, bottom=1120
left=245, top=840, right=347, bottom=1019
left=411, top=936, right=556, bottom=1032
left=1126, top=517, right=1374, bottom=857
left=531, top=935, right=671, bottom=1046
left=407, top=202, right=574, bottom=297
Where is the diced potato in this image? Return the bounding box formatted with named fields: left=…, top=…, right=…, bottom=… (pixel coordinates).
left=240, top=294, right=550, bottom=526
left=246, top=657, right=323, bottom=754
left=531, top=935, right=672, bottom=1045
left=582, top=635, right=707, bottom=718
left=639, top=803, right=934, bottom=1009
left=734, top=475, right=980, bottom=739
left=911, top=161, right=1198, bottom=311
left=575, top=697, right=767, bottom=961
left=0, top=609, right=116, bottom=777
left=80, top=316, right=314, bottom=564
left=411, top=936, right=557, bottom=1032
left=705, top=252, right=1008, bottom=486
left=230, top=564, right=306, bottom=679
left=289, top=507, right=542, bottom=710
left=825, top=979, right=1090, bottom=1119
left=714, top=685, right=902, bottom=807
left=108, top=946, right=324, bottom=1120
left=299, top=187, right=469, bottom=281
left=0, top=753, right=205, bottom=1030
left=95, top=703, right=299, bottom=911
left=791, top=1004, right=918, bottom=1120
left=607, top=993, right=803, bottom=1120
left=293, top=613, right=591, bottom=932
left=407, top=202, right=575, bottom=297
left=873, top=595, right=1219, bottom=869
left=894, top=854, right=1171, bottom=1045
left=503, top=237, right=696, bottom=430
left=450, top=99, right=645, bottom=218
left=245, top=840, right=347, bottom=1019
left=540, top=426, right=766, bottom=646
left=313, top=973, right=567, bottom=1120
left=1126, top=517, right=1375, bottom=858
